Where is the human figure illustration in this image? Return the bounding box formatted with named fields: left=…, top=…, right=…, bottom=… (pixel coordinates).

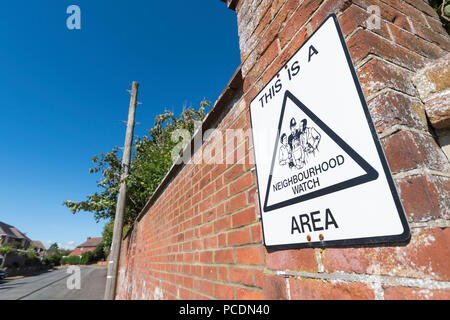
left=300, top=119, right=321, bottom=163
left=278, top=133, right=291, bottom=166
left=287, top=118, right=305, bottom=169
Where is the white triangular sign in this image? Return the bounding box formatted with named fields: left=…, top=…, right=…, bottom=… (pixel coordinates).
left=264, top=91, right=379, bottom=212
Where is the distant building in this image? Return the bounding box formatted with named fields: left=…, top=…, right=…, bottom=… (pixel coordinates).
left=0, top=221, right=31, bottom=249
left=31, top=240, right=47, bottom=258
left=69, top=237, right=103, bottom=256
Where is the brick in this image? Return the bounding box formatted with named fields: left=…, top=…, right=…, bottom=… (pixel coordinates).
left=231, top=207, right=256, bottom=228
left=262, top=27, right=309, bottom=84
left=200, top=251, right=213, bottom=264
left=263, top=274, right=287, bottom=299
left=203, top=266, right=218, bottom=280
left=357, top=58, right=416, bottom=98
left=424, top=91, right=450, bottom=129
left=197, top=279, right=214, bottom=297
left=389, top=23, right=444, bottom=60
left=215, top=248, right=234, bottom=264
left=236, top=287, right=263, bottom=300
left=250, top=224, right=263, bottom=243
left=229, top=172, right=253, bottom=195
left=230, top=267, right=254, bottom=286
left=405, top=0, right=440, bottom=18
left=347, top=29, right=427, bottom=71
left=243, top=39, right=279, bottom=92
left=203, top=235, right=218, bottom=249
left=322, top=228, right=450, bottom=281
left=395, top=174, right=450, bottom=222
left=339, top=4, right=392, bottom=39
left=235, top=246, right=262, bottom=265
left=384, top=286, right=450, bottom=300
left=367, top=90, right=427, bottom=133
left=378, top=0, right=429, bottom=26
left=254, top=269, right=264, bottom=288
left=381, top=130, right=450, bottom=173
left=215, top=283, right=235, bottom=300
left=411, top=20, right=450, bottom=51
left=228, top=227, right=251, bottom=246
left=309, top=0, right=354, bottom=31
left=224, top=164, right=245, bottom=185
left=214, top=215, right=231, bottom=233
left=225, top=193, right=248, bottom=213
left=425, top=14, right=449, bottom=36
left=289, top=278, right=375, bottom=300
left=413, top=53, right=450, bottom=101
left=278, top=0, right=324, bottom=49
left=265, top=248, right=318, bottom=272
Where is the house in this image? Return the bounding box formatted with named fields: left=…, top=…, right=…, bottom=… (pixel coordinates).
left=31, top=240, right=47, bottom=258
left=69, top=237, right=103, bottom=256
left=0, top=221, right=31, bottom=249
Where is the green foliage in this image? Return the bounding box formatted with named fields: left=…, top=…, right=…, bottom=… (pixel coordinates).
left=61, top=256, right=81, bottom=265
left=0, top=242, right=19, bottom=256
left=64, top=102, right=209, bottom=225
left=43, top=253, right=62, bottom=267
left=59, top=249, right=72, bottom=256
left=93, top=242, right=106, bottom=261
left=429, top=0, right=450, bottom=34
left=24, top=248, right=40, bottom=266
left=48, top=243, right=59, bottom=251
left=80, top=251, right=96, bottom=265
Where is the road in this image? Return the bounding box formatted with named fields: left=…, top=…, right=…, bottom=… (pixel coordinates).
left=0, top=265, right=107, bottom=300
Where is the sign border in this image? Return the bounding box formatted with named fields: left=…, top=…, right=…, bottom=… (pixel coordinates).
left=248, top=14, right=411, bottom=250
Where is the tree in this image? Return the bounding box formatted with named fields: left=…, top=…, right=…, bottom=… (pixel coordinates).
left=64, top=102, right=209, bottom=227
left=48, top=243, right=59, bottom=251
left=0, top=243, right=18, bottom=267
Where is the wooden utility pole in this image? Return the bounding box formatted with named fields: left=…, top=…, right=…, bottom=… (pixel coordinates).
left=104, top=81, right=139, bottom=300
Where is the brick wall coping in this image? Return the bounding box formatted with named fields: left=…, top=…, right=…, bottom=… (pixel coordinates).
left=124, top=66, right=243, bottom=239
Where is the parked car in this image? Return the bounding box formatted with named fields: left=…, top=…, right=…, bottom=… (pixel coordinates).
left=0, top=270, right=7, bottom=280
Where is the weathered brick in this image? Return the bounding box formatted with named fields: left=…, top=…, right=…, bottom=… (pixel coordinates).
left=381, top=130, right=450, bottom=173
left=278, top=0, right=324, bottom=49
left=395, top=174, right=450, bottom=222
left=413, top=53, right=450, bottom=101
left=357, top=58, right=416, bottom=98
left=243, top=39, right=279, bottom=92
left=367, top=90, right=427, bottom=133
left=389, top=23, right=445, bottom=60
left=339, top=4, right=392, bottom=39
left=289, top=278, right=375, bottom=300
left=263, top=274, right=287, bottom=299
left=322, top=228, right=450, bottom=281
left=384, top=286, right=450, bottom=300
left=265, top=248, right=318, bottom=272
left=347, top=29, right=427, bottom=71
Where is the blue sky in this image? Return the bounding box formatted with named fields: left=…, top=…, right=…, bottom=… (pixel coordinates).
left=0, top=1, right=240, bottom=249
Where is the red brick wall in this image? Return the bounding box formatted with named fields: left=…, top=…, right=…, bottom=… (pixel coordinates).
left=117, top=0, right=450, bottom=300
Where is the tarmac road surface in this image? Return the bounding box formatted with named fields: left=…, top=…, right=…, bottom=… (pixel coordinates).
left=0, top=265, right=107, bottom=300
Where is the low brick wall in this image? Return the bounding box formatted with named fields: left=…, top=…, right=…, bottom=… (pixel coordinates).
left=117, top=0, right=450, bottom=300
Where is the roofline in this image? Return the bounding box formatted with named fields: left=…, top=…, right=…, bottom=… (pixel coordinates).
left=124, top=66, right=243, bottom=239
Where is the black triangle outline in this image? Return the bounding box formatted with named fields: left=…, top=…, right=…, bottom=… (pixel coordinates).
left=263, top=90, right=379, bottom=212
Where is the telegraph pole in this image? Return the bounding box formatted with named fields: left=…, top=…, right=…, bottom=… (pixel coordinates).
left=104, top=81, right=139, bottom=300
